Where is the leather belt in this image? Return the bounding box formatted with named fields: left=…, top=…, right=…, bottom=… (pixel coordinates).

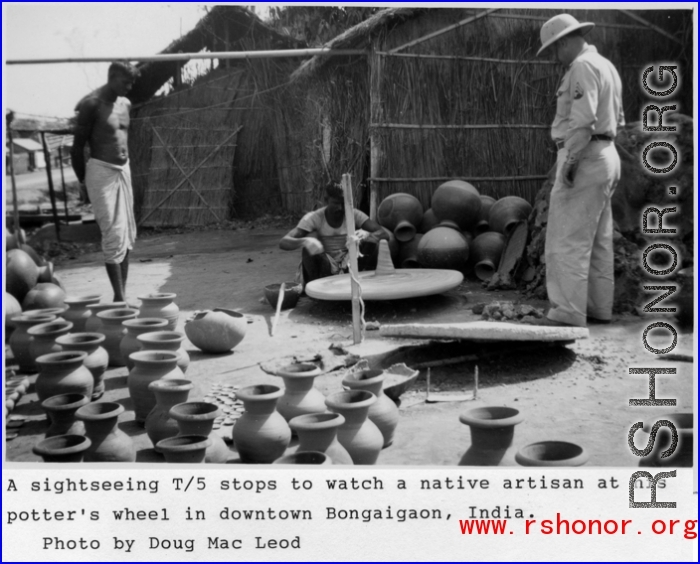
left=555, top=134, right=611, bottom=150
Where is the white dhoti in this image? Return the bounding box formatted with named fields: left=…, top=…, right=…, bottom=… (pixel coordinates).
left=85, top=158, right=137, bottom=264
left=545, top=141, right=620, bottom=326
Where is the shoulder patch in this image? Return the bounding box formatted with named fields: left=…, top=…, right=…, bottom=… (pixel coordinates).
left=573, top=82, right=584, bottom=100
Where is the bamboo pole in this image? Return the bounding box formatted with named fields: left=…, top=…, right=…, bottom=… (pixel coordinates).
left=370, top=123, right=550, bottom=130
left=40, top=132, right=61, bottom=241
left=342, top=173, right=362, bottom=345
left=378, top=51, right=558, bottom=65
left=389, top=8, right=499, bottom=53
left=5, top=114, right=22, bottom=243
left=368, top=50, right=383, bottom=221
left=369, top=175, right=548, bottom=183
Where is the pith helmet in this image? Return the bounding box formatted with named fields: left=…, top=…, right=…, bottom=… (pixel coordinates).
left=537, top=14, right=595, bottom=56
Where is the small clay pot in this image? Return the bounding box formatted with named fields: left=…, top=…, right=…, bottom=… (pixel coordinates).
left=42, top=393, right=89, bottom=438
left=515, top=441, right=589, bottom=467
left=431, top=180, right=481, bottom=232
left=145, top=379, right=194, bottom=448
left=342, top=369, right=399, bottom=448
left=184, top=308, right=247, bottom=353
left=273, top=451, right=332, bottom=465
left=471, top=232, right=506, bottom=281
left=289, top=412, right=353, bottom=465
left=84, top=302, right=127, bottom=333
left=156, top=435, right=212, bottom=464
left=96, top=308, right=139, bottom=366
left=489, top=196, right=533, bottom=236
left=9, top=313, right=56, bottom=373
left=377, top=193, right=424, bottom=243
left=459, top=406, right=524, bottom=466
left=170, top=402, right=230, bottom=464
left=274, top=363, right=326, bottom=423
left=128, top=350, right=184, bottom=424
left=475, top=195, right=496, bottom=234
left=325, top=390, right=383, bottom=465
left=33, top=434, right=91, bottom=463
left=264, top=282, right=303, bottom=310
left=137, top=331, right=190, bottom=373
left=138, top=293, right=179, bottom=331
left=55, top=333, right=109, bottom=400
left=35, top=351, right=94, bottom=405
left=27, top=319, right=73, bottom=367
left=61, top=294, right=102, bottom=332
left=76, top=402, right=136, bottom=463
left=121, top=318, right=169, bottom=370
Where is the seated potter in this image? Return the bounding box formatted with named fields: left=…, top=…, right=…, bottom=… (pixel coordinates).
left=280, top=182, right=389, bottom=285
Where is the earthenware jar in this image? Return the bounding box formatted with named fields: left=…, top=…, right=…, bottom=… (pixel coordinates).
left=128, top=351, right=184, bottom=425
left=138, top=293, right=179, bottom=331
left=398, top=234, right=423, bottom=268
left=417, top=223, right=469, bottom=270
left=27, top=319, right=73, bottom=365
left=9, top=313, right=56, bottom=372
left=137, top=331, right=190, bottom=373
left=377, top=193, right=424, bottom=243
left=61, top=294, right=102, bottom=332
left=170, top=401, right=230, bottom=464
left=471, top=232, right=506, bottom=281
left=232, top=384, right=291, bottom=464
left=76, top=402, right=136, bottom=463
left=459, top=406, right=524, bottom=466
left=325, top=390, right=383, bottom=465
left=418, top=208, right=439, bottom=234
left=184, top=308, right=247, bottom=353
left=475, top=195, right=496, bottom=234
left=515, top=441, right=589, bottom=467
left=638, top=413, right=693, bottom=468
left=489, top=196, right=533, bottom=236
left=84, top=302, right=127, bottom=333
left=120, top=318, right=169, bottom=370
left=156, top=435, right=212, bottom=464
left=273, top=451, right=332, bottom=465
left=342, top=369, right=399, bottom=448
left=96, top=308, right=138, bottom=366
left=42, top=393, right=89, bottom=438
left=145, top=379, right=194, bottom=447
left=55, top=333, right=109, bottom=400
left=35, top=351, right=94, bottom=404
left=274, top=363, right=326, bottom=423
left=289, top=412, right=354, bottom=465
left=431, top=180, right=481, bottom=232
left=32, top=434, right=92, bottom=463
left=264, top=281, right=303, bottom=310
left=4, top=292, right=22, bottom=341
left=6, top=248, right=39, bottom=302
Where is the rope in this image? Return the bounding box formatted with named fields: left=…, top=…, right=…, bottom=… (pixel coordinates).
left=346, top=231, right=367, bottom=340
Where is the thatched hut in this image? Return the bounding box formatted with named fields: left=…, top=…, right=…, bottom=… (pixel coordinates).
left=285, top=7, right=693, bottom=217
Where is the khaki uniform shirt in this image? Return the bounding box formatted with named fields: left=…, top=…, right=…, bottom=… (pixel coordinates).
left=551, top=45, right=625, bottom=162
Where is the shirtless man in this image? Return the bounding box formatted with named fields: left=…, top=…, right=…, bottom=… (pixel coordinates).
left=72, top=61, right=139, bottom=302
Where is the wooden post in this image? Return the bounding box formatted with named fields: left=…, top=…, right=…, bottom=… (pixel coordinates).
left=58, top=145, right=69, bottom=219
left=40, top=132, right=61, bottom=241
left=5, top=113, right=23, bottom=243
left=368, top=50, right=383, bottom=221
left=342, top=173, right=362, bottom=345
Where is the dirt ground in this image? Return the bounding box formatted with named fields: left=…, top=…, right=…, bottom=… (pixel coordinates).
left=5, top=225, right=695, bottom=466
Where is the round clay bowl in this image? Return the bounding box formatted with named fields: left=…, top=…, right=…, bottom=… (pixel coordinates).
left=515, top=441, right=589, bottom=467
left=156, top=434, right=212, bottom=463
left=264, top=281, right=303, bottom=310
left=273, top=451, right=332, bottom=465
left=32, top=434, right=92, bottom=463
left=459, top=406, right=524, bottom=428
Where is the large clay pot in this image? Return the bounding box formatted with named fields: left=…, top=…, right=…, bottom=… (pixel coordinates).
left=22, top=283, right=66, bottom=311
left=61, top=294, right=102, bottom=332
left=184, top=308, right=247, bottom=353
left=417, top=223, right=469, bottom=270
left=35, top=351, right=94, bottom=406
left=32, top=434, right=91, bottom=463
left=638, top=413, right=693, bottom=468
left=84, top=302, right=127, bottom=333
left=325, top=390, right=383, bottom=465
left=9, top=314, right=57, bottom=372
left=289, top=412, right=354, bottom=465
left=459, top=406, right=524, bottom=466
left=37, top=261, right=55, bottom=284
left=42, top=393, right=89, bottom=438
left=6, top=248, right=39, bottom=302
left=145, top=379, right=194, bottom=448
left=418, top=208, right=440, bottom=234
left=170, top=402, right=230, bottom=464
left=489, top=196, right=533, bottom=235
left=55, top=333, right=109, bottom=400
left=475, top=195, right=496, bottom=234
left=274, top=363, right=326, bottom=423
left=398, top=234, right=423, bottom=268
left=137, top=331, right=190, bottom=373
left=19, top=243, right=45, bottom=266
left=273, top=451, right=332, bottom=465
left=4, top=292, right=23, bottom=342
left=76, top=402, right=136, bottom=463
left=471, top=232, right=506, bottom=281
left=128, top=350, right=184, bottom=425
left=232, top=384, right=291, bottom=464
left=342, top=369, right=399, bottom=448
left=377, top=193, right=424, bottom=243
left=27, top=319, right=73, bottom=366
left=515, top=441, right=589, bottom=467
left=431, top=180, right=481, bottom=231
left=138, top=293, right=179, bottom=331
left=120, top=318, right=169, bottom=370
left=5, top=228, right=24, bottom=251
left=96, top=308, right=138, bottom=366
left=156, top=435, right=212, bottom=464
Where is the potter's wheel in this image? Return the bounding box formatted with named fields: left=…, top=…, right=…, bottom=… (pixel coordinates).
left=305, top=241, right=463, bottom=301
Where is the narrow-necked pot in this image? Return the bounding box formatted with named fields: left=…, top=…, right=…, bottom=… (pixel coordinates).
left=145, top=379, right=194, bottom=448
left=9, top=313, right=56, bottom=372
left=137, top=330, right=190, bottom=373
left=33, top=434, right=91, bottom=463
left=127, top=350, right=184, bottom=424
left=61, top=294, right=102, bottom=332
left=121, top=318, right=169, bottom=370
left=75, top=402, right=136, bottom=463
left=156, top=434, right=211, bottom=463
left=42, top=392, right=89, bottom=437
left=55, top=332, right=109, bottom=400
left=84, top=302, right=126, bottom=333
left=35, top=351, right=94, bottom=404
left=325, top=390, right=383, bottom=465
left=96, top=308, right=139, bottom=366
left=138, top=293, right=179, bottom=331
left=273, top=451, right=332, bottom=465
left=170, top=401, right=230, bottom=463
left=289, top=412, right=353, bottom=465
left=342, top=369, right=399, bottom=448
left=515, top=441, right=588, bottom=467
left=27, top=319, right=73, bottom=366
left=459, top=406, right=524, bottom=466
left=274, top=363, right=326, bottom=423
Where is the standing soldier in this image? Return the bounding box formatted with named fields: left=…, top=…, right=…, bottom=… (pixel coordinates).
left=536, top=14, right=624, bottom=327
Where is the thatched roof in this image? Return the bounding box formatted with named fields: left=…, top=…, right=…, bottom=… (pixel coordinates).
left=291, top=7, right=427, bottom=81
left=129, top=5, right=300, bottom=104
